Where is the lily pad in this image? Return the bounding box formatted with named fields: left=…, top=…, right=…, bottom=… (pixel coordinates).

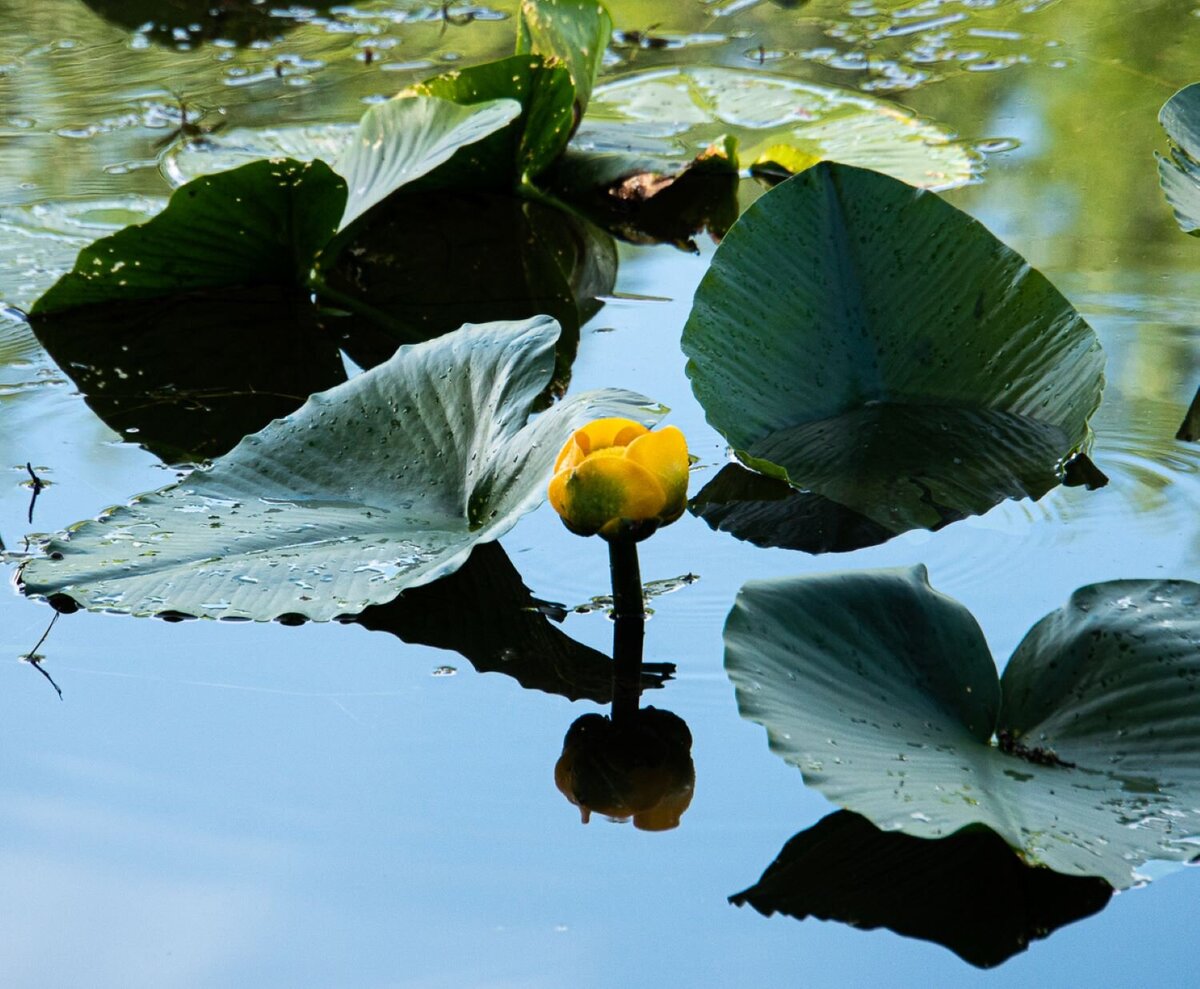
left=334, top=95, right=522, bottom=230
left=683, top=162, right=1105, bottom=545
left=405, top=54, right=576, bottom=184
left=575, top=67, right=980, bottom=191
left=30, top=159, right=346, bottom=315
left=516, top=0, right=612, bottom=115
left=19, top=317, right=661, bottom=622
left=731, top=811, right=1112, bottom=968
left=1158, top=82, right=1200, bottom=236
left=724, top=567, right=1200, bottom=889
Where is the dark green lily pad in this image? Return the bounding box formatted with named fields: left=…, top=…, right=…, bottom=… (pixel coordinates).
left=405, top=54, right=576, bottom=185
left=20, top=317, right=661, bottom=622
left=725, top=567, right=1200, bottom=889
left=1158, top=82, right=1200, bottom=236
left=30, top=284, right=347, bottom=464
left=517, top=0, right=612, bottom=115
left=684, top=163, right=1105, bottom=546
left=731, top=810, right=1113, bottom=968
left=30, top=159, right=346, bottom=315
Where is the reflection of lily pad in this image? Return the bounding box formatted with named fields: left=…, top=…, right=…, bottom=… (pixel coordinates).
left=684, top=162, right=1104, bottom=547
left=576, top=67, right=980, bottom=190
left=689, top=463, right=892, bottom=554
left=1158, top=82, right=1200, bottom=236
left=724, top=567, right=1200, bottom=889
left=354, top=542, right=669, bottom=703
left=731, top=810, right=1113, bottom=968
left=80, top=0, right=340, bottom=47
left=31, top=284, right=348, bottom=464
left=20, top=317, right=661, bottom=622
left=314, top=190, right=615, bottom=379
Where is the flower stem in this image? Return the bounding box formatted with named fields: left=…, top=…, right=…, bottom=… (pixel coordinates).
left=607, top=537, right=644, bottom=725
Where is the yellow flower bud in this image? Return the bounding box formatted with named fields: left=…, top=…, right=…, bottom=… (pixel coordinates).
left=548, top=418, right=690, bottom=540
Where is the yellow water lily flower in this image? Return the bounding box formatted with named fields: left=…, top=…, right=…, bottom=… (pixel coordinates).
left=548, top=417, right=689, bottom=540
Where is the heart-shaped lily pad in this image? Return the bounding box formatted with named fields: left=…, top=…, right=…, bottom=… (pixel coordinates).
left=684, top=162, right=1105, bottom=548
left=724, top=567, right=1200, bottom=889
left=20, top=316, right=661, bottom=621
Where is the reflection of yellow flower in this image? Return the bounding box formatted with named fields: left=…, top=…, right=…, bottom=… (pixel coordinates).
left=554, top=710, right=695, bottom=832
left=548, top=418, right=689, bottom=540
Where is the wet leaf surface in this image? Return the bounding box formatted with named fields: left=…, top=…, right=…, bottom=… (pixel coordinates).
left=20, top=317, right=661, bottom=621
left=684, top=163, right=1105, bottom=549
left=725, top=568, right=1200, bottom=889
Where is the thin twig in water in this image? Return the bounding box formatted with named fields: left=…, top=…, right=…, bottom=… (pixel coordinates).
left=25, top=462, right=44, bottom=525
left=21, top=611, right=63, bottom=700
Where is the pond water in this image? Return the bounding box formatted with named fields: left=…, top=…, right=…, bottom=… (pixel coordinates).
left=1, top=1, right=1198, bottom=985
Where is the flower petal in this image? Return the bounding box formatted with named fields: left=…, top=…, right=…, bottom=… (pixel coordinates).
left=558, top=456, right=666, bottom=536
left=576, top=417, right=648, bottom=455
left=553, top=436, right=588, bottom=473
left=624, top=426, right=690, bottom=521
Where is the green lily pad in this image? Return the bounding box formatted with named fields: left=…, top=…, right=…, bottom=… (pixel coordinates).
left=683, top=162, right=1105, bottom=544
left=334, top=96, right=522, bottom=230
left=576, top=67, right=981, bottom=191
left=405, top=54, right=576, bottom=184
left=517, top=0, right=612, bottom=115
left=1158, top=82, right=1200, bottom=236
left=731, top=810, right=1113, bottom=968
left=19, top=316, right=661, bottom=622
left=30, top=159, right=346, bottom=315
left=725, top=567, right=1200, bottom=889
